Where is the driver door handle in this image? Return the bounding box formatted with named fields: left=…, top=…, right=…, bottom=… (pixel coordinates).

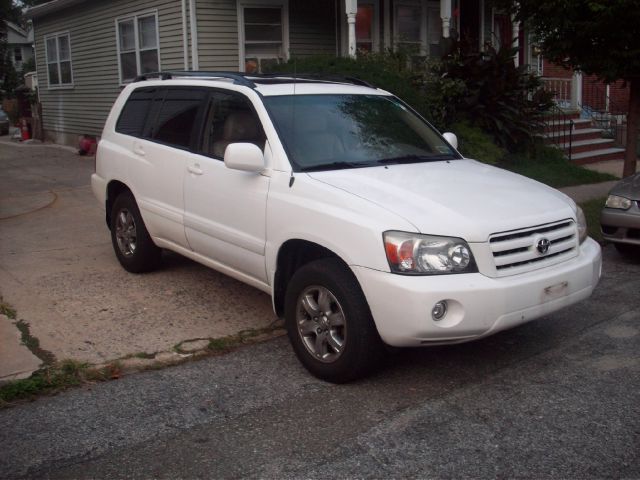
left=188, top=164, right=204, bottom=176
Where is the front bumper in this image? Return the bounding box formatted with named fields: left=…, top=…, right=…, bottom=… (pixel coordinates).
left=601, top=204, right=640, bottom=246
left=353, top=238, right=601, bottom=347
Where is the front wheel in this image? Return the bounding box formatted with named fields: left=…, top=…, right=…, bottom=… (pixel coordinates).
left=284, top=258, right=385, bottom=383
left=614, top=243, right=640, bottom=260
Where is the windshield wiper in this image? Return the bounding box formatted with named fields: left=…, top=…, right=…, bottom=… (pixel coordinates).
left=300, top=161, right=374, bottom=172
left=373, top=154, right=457, bottom=165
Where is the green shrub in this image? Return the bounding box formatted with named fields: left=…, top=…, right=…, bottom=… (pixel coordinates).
left=435, top=44, right=554, bottom=150
left=449, top=121, right=506, bottom=164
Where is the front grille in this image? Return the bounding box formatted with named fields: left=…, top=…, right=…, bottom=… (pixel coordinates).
left=489, top=220, right=578, bottom=276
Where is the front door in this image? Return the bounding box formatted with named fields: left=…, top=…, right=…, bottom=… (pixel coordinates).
left=183, top=90, right=270, bottom=283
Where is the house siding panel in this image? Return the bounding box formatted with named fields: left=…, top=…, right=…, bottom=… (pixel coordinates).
left=195, top=0, right=240, bottom=70
left=34, top=0, right=187, bottom=142
left=289, top=0, right=336, bottom=57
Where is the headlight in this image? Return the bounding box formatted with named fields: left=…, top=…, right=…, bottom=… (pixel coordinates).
left=383, top=231, right=477, bottom=275
left=576, top=205, right=588, bottom=244
left=605, top=195, right=632, bottom=210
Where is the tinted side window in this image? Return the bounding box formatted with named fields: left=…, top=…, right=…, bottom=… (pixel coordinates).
left=115, top=88, right=156, bottom=136
left=201, top=91, right=266, bottom=159
left=152, top=88, right=207, bottom=149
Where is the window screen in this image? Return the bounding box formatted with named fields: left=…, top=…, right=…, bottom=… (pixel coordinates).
left=153, top=89, right=207, bottom=149
left=115, top=88, right=156, bottom=136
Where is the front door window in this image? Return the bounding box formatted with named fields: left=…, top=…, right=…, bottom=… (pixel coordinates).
left=243, top=6, right=284, bottom=73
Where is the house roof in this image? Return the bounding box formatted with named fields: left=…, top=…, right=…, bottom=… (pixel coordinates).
left=24, top=0, right=88, bottom=19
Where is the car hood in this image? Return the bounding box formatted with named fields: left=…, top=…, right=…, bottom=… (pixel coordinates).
left=610, top=172, right=640, bottom=200
left=306, top=159, right=575, bottom=242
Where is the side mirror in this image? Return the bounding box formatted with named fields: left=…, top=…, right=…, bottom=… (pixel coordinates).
left=442, top=132, right=458, bottom=150
left=224, top=143, right=265, bottom=172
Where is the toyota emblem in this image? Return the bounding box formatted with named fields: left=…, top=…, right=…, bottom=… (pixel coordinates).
left=537, top=238, right=550, bottom=254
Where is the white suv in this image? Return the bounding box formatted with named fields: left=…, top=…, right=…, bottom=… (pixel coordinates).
left=92, top=72, right=602, bottom=382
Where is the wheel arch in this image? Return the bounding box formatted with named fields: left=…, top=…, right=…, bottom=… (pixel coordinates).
left=272, top=239, right=352, bottom=318
left=105, top=180, right=132, bottom=229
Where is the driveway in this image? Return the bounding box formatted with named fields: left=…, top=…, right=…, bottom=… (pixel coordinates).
left=0, top=142, right=278, bottom=366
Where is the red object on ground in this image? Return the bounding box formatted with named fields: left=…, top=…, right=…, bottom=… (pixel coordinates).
left=20, top=118, right=30, bottom=141
left=78, top=136, right=97, bottom=155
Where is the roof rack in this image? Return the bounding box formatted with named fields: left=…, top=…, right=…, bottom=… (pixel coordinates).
left=132, top=71, right=375, bottom=89
left=133, top=71, right=257, bottom=87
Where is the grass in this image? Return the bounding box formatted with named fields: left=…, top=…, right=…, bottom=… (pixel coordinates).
left=14, top=320, right=55, bottom=365
left=502, top=144, right=617, bottom=188
left=580, top=197, right=606, bottom=243
left=0, top=360, right=122, bottom=407
left=0, top=298, right=16, bottom=319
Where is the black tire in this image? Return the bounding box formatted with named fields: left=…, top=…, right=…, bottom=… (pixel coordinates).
left=614, top=243, right=640, bottom=260
left=110, top=191, right=161, bottom=273
left=284, top=258, right=385, bottom=383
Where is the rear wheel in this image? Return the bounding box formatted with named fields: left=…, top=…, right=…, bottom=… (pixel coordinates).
left=110, top=191, right=161, bottom=273
left=284, top=258, right=385, bottom=383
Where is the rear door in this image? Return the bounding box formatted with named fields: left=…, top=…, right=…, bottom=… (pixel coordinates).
left=124, top=87, right=207, bottom=248
left=183, top=89, right=270, bottom=283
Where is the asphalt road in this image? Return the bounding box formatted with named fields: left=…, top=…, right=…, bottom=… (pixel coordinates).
left=1, top=245, right=638, bottom=479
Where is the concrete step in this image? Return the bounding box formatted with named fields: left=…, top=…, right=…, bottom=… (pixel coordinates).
left=557, top=138, right=617, bottom=154
left=542, top=128, right=605, bottom=143
left=543, top=118, right=592, bottom=132
left=570, top=147, right=626, bottom=164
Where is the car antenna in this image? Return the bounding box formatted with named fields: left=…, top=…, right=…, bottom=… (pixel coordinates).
left=289, top=58, right=297, bottom=188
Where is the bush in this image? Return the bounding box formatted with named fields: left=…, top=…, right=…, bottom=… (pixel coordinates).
left=450, top=121, right=506, bottom=164
left=433, top=44, right=554, bottom=150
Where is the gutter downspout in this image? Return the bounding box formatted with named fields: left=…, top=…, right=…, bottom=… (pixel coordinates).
left=189, top=0, right=199, bottom=70
left=181, top=0, right=189, bottom=70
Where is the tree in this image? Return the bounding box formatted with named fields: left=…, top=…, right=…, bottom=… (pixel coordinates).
left=499, top=0, right=640, bottom=177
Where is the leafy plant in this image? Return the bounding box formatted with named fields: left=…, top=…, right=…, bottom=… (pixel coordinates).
left=435, top=44, right=554, bottom=150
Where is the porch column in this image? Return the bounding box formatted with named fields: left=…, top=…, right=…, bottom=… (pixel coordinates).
left=346, top=0, right=358, bottom=58
left=571, top=71, right=583, bottom=110
left=440, top=0, right=452, bottom=38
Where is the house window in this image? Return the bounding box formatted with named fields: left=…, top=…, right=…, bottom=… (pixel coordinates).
left=242, top=6, right=286, bottom=73
left=14, top=47, right=22, bottom=63
left=117, top=12, right=160, bottom=83
left=356, top=4, right=375, bottom=52
left=45, top=32, right=73, bottom=87
left=394, top=1, right=426, bottom=55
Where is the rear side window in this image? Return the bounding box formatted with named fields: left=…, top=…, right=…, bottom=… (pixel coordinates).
left=115, top=88, right=156, bottom=136
left=152, top=88, right=207, bottom=148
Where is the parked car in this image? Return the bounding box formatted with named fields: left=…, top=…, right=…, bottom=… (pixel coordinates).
left=92, top=72, right=602, bottom=382
left=0, top=108, right=10, bottom=135
left=601, top=172, right=640, bottom=258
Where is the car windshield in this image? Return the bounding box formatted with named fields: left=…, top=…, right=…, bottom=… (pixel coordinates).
left=0, top=110, right=7, bottom=121
left=263, top=94, right=460, bottom=171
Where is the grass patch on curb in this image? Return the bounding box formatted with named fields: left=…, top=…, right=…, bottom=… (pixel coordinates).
left=502, top=145, right=617, bottom=188
left=580, top=197, right=606, bottom=243
left=0, top=360, right=122, bottom=407
left=0, top=298, right=17, bottom=319
left=14, top=320, right=55, bottom=365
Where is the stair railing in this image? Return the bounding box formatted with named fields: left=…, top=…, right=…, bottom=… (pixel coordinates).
left=581, top=79, right=627, bottom=147
left=544, top=103, right=574, bottom=161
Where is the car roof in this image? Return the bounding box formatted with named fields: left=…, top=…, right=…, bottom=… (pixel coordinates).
left=127, top=71, right=391, bottom=97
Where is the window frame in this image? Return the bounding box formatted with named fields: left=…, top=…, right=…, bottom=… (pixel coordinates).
left=237, top=0, right=290, bottom=72
left=393, top=0, right=428, bottom=56
left=43, top=31, right=74, bottom=89
left=115, top=10, right=161, bottom=85
left=196, top=88, right=267, bottom=160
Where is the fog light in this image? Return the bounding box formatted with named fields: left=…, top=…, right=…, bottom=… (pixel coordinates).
left=432, top=301, right=448, bottom=321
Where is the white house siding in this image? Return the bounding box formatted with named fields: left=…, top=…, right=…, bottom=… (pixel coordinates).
left=34, top=0, right=187, bottom=144
left=289, top=0, right=336, bottom=57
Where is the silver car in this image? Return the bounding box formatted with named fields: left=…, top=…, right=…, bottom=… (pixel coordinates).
left=601, top=172, right=640, bottom=257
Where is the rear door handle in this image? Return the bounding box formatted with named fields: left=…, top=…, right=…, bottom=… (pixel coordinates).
left=187, top=164, right=203, bottom=176
left=133, top=145, right=145, bottom=156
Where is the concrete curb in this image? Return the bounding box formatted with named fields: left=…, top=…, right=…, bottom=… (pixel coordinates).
left=0, top=314, right=41, bottom=384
